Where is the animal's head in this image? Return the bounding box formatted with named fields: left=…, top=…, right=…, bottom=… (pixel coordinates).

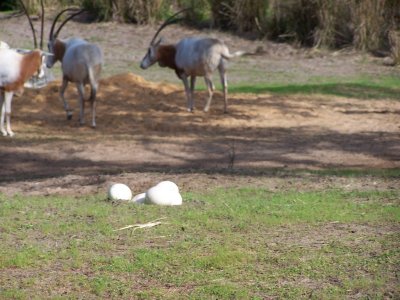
left=36, top=51, right=47, bottom=78
left=140, top=38, right=163, bottom=69
left=47, top=8, right=85, bottom=68
left=25, top=50, right=50, bottom=80
left=140, top=8, right=189, bottom=70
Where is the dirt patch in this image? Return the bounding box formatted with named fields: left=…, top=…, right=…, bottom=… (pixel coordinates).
left=0, top=14, right=399, bottom=197
left=0, top=72, right=399, bottom=196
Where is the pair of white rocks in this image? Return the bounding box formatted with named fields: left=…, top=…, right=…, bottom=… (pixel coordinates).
left=108, top=181, right=182, bottom=206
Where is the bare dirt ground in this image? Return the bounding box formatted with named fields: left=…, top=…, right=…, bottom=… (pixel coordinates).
left=0, top=13, right=399, bottom=197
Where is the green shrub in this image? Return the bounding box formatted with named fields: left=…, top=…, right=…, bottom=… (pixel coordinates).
left=178, top=0, right=211, bottom=27
left=0, top=0, right=17, bottom=11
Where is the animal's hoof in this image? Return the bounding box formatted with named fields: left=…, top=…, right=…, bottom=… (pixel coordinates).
left=2, top=130, right=15, bottom=137
left=67, top=114, right=72, bottom=120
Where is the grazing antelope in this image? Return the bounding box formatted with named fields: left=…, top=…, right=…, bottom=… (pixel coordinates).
left=140, top=10, right=245, bottom=113
left=46, top=9, right=103, bottom=127
left=0, top=0, right=48, bottom=137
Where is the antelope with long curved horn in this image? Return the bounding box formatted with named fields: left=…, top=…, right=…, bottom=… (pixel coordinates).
left=140, top=9, right=245, bottom=113
left=0, top=0, right=48, bottom=136
left=46, top=8, right=103, bottom=127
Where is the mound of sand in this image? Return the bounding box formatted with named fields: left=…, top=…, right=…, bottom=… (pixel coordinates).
left=104, top=73, right=180, bottom=94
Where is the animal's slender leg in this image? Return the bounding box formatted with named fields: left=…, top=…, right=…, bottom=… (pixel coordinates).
left=218, top=63, right=228, bottom=113
left=190, top=76, right=196, bottom=111
left=76, top=83, right=86, bottom=125
left=89, top=84, right=97, bottom=128
left=0, top=91, right=6, bottom=136
left=181, top=75, right=192, bottom=112
left=59, top=78, right=72, bottom=120
left=203, top=76, right=214, bottom=112
left=4, top=91, right=14, bottom=136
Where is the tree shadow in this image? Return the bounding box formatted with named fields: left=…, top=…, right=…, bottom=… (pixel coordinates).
left=0, top=126, right=398, bottom=183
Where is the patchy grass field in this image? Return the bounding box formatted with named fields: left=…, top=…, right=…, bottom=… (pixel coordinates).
left=1, top=185, right=399, bottom=299
left=0, top=12, right=399, bottom=299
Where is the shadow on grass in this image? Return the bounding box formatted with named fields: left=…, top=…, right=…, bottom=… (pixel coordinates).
left=230, top=82, right=400, bottom=100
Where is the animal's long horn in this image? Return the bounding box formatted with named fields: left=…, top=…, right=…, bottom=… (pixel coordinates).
left=49, top=8, right=73, bottom=40
left=49, top=8, right=81, bottom=40
left=150, top=8, right=191, bottom=45
left=54, top=9, right=86, bottom=40
left=39, top=0, right=44, bottom=49
left=18, top=0, right=37, bottom=48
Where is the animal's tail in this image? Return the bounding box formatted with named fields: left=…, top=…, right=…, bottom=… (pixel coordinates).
left=221, top=50, right=247, bottom=60
left=87, top=65, right=98, bottom=88
left=87, top=64, right=99, bottom=100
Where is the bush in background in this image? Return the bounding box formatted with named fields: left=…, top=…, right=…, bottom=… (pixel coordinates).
left=6, top=0, right=400, bottom=61
left=178, top=0, right=211, bottom=27
left=266, top=0, right=319, bottom=46
left=314, top=0, right=353, bottom=48
left=207, top=0, right=268, bottom=35
left=351, top=0, right=399, bottom=52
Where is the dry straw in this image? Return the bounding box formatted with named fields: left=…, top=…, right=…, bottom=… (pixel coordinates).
left=19, top=0, right=400, bottom=54
left=389, top=30, right=400, bottom=65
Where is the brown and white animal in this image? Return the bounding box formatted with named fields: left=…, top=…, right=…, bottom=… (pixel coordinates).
left=0, top=49, right=46, bottom=136
left=46, top=9, right=103, bottom=127
left=0, top=0, right=48, bottom=137
left=140, top=10, right=245, bottom=113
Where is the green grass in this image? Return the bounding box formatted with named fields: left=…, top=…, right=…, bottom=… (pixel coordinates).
left=0, top=188, right=399, bottom=299
left=185, top=73, right=400, bottom=101
left=229, top=75, right=400, bottom=100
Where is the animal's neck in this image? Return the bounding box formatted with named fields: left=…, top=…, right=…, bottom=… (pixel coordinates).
left=53, top=39, right=66, bottom=63
left=157, top=44, right=181, bottom=72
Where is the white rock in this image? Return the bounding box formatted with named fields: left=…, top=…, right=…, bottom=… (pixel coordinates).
left=108, top=183, right=132, bottom=201
left=155, top=180, right=179, bottom=192
left=132, top=192, right=146, bottom=204
left=145, top=181, right=182, bottom=206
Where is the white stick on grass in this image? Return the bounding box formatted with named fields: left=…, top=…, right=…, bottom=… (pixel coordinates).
left=114, top=217, right=167, bottom=232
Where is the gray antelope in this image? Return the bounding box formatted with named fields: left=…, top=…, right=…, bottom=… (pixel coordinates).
left=140, top=10, right=245, bottom=113
left=0, top=0, right=48, bottom=136
left=46, top=9, right=103, bottom=127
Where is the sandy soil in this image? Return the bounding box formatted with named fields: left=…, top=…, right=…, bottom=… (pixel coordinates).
left=0, top=13, right=399, bottom=197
